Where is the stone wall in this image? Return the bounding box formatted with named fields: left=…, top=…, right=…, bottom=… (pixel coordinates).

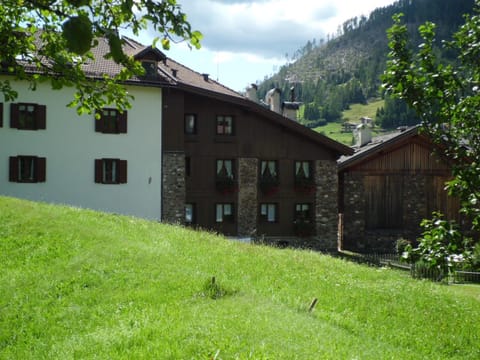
left=341, top=172, right=366, bottom=250
left=237, top=158, right=258, bottom=236
left=314, top=160, right=339, bottom=251
left=162, top=151, right=186, bottom=224
left=341, top=172, right=432, bottom=252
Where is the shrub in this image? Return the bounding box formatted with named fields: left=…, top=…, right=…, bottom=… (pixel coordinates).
left=402, top=212, right=474, bottom=274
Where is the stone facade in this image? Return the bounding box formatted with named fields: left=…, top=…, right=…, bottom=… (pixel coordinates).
left=341, top=173, right=435, bottom=252
left=162, top=151, right=186, bottom=224
left=314, top=160, right=339, bottom=251
left=237, top=158, right=258, bottom=236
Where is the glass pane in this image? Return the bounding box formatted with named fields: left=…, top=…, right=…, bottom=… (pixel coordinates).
left=216, top=204, right=223, bottom=222
left=295, top=162, right=301, bottom=175
left=216, top=160, right=223, bottom=174
left=261, top=161, right=267, bottom=175
left=224, top=204, right=232, bottom=216
left=267, top=204, right=276, bottom=222
left=268, top=161, right=276, bottom=176
left=225, top=160, right=232, bottom=177
left=303, top=162, right=310, bottom=178
left=185, top=204, right=193, bottom=223
left=260, top=204, right=267, bottom=215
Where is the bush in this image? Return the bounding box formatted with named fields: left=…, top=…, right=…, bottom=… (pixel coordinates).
left=402, top=212, right=474, bottom=273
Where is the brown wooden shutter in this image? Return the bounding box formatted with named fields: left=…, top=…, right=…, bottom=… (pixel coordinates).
left=0, top=103, right=3, bottom=127
left=36, top=157, right=46, bottom=182
left=94, top=159, right=103, bottom=183
left=118, top=160, right=127, bottom=183
left=118, top=111, right=127, bottom=133
left=95, top=111, right=104, bottom=133
left=10, top=103, right=19, bottom=128
left=9, top=156, right=18, bottom=182
left=36, top=105, right=46, bottom=130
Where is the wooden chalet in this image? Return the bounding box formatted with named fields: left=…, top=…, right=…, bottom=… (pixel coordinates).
left=158, top=59, right=353, bottom=249
left=338, top=126, right=461, bottom=252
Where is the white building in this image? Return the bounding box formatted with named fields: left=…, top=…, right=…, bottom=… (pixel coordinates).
left=0, top=39, right=164, bottom=219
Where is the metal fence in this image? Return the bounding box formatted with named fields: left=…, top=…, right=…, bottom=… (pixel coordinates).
left=341, top=252, right=480, bottom=284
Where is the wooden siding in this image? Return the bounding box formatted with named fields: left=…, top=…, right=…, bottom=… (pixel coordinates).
left=163, top=89, right=337, bottom=236
left=364, top=175, right=404, bottom=229
left=351, top=142, right=450, bottom=174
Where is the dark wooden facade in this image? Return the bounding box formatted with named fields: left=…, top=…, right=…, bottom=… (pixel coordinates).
left=339, top=127, right=461, bottom=252
left=162, top=86, right=351, bottom=241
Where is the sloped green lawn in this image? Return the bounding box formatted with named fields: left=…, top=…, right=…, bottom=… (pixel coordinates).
left=1, top=196, right=479, bottom=359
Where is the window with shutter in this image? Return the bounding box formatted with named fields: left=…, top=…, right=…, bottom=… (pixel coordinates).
left=9, top=155, right=46, bottom=182
left=95, top=108, right=127, bottom=134
left=10, top=103, right=46, bottom=130
left=94, top=158, right=127, bottom=184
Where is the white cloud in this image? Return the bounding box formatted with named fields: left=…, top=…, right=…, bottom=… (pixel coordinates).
left=144, top=0, right=398, bottom=91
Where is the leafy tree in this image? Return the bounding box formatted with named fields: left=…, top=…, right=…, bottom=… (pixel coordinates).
left=383, top=5, right=480, bottom=232
left=0, top=0, right=202, bottom=114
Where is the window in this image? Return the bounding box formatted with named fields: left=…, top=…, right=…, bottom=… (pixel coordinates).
left=9, top=156, right=46, bottom=183
left=260, top=203, right=278, bottom=223
left=141, top=60, right=158, bottom=78
left=259, top=160, right=279, bottom=195
left=216, top=203, right=234, bottom=223
left=216, top=115, right=233, bottom=135
left=295, top=203, right=312, bottom=221
left=95, top=108, right=127, bottom=134
left=294, top=161, right=315, bottom=193
left=185, top=114, right=197, bottom=135
left=216, top=159, right=234, bottom=179
left=94, top=158, right=127, bottom=184
left=10, top=103, right=46, bottom=130
left=295, top=161, right=312, bottom=179
left=260, top=160, right=278, bottom=179
left=216, top=159, right=236, bottom=193
left=185, top=203, right=195, bottom=224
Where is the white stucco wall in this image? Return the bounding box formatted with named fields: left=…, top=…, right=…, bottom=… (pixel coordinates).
left=0, top=78, right=163, bottom=220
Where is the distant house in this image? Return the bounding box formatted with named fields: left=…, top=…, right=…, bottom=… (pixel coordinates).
left=0, top=36, right=353, bottom=250
left=338, top=126, right=460, bottom=252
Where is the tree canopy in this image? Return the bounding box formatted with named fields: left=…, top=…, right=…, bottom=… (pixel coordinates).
left=382, top=1, right=480, bottom=232
left=0, top=0, right=202, bottom=114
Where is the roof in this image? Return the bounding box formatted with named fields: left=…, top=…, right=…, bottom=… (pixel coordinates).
left=9, top=34, right=353, bottom=157
left=338, top=125, right=423, bottom=170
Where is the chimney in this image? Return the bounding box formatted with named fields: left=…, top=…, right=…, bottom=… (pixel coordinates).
left=354, top=124, right=372, bottom=147
left=265, top=88, right=281, bottom=114
left=246, top=83, right=258, bottom=102
left=202, top=73, right=209, bottom=81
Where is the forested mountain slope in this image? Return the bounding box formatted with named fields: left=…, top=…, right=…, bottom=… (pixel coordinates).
left=257, top=0, right=475, bottom=127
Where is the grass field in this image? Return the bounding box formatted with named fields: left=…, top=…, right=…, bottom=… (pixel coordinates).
left=314, top=99, right=385, bottom=145
left=1, top=196, right=479, bottom=359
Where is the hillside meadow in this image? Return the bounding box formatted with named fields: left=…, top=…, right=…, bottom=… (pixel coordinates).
left=1, top=196, right=479, bottom=359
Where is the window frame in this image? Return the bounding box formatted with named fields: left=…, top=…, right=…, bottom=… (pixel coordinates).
left=259, top=203, right=278, bottom=223
left=9, top=155, right=46, bottom=183
left=215, top=203, right=235, bottom=223
left=216, top=115, right=234, bottom=135
left=216, top=159, right=235, bottom=179
left=294, top=161, right=313, bottom=180
left=95, top=108, right=127, bottom=134
left=94, top=158, right=127, bottom=184
left=184, top=114, right=197, bottom=135
left=294, top=203, right=312, bottom=222
left=260, top=160, right=279, bottom=180
left=141, top=60, right=158, bottom=78
left=10, top=103, right=46, bottom=130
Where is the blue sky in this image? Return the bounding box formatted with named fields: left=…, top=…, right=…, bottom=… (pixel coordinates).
left=135, top=0, right=397, bottom=92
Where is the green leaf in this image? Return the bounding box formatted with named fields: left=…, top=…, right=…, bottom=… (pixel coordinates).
left=62, top=15, right=93, bottom=55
